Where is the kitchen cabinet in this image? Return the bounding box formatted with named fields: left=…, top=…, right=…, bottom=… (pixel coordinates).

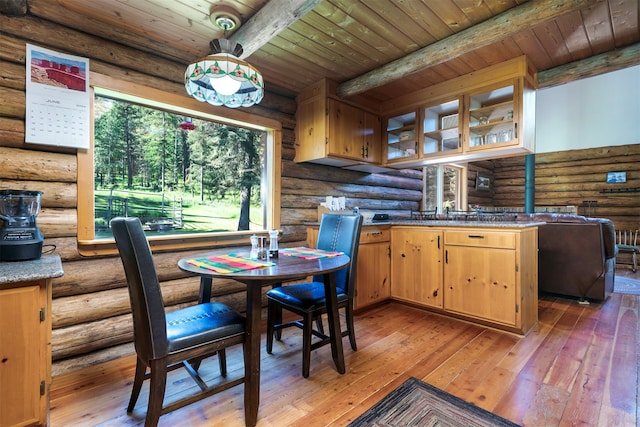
left=382, top=56, right=536, bottom=168
left=465, top=81, right=522, bottom=154
left=443, top=227, right=538, bottom=334
left=421, top=97, right=462, bottom=159
left=385, top=110, right=418, bottom=163
left=295, top=79, right=382, bottom=168
left=307, top=223, right=390, bottom=311
left=390, top=227, right=443, bottom=309
left=0, top=255, right=63, bottom=427
left=353, top=226, right=390, bottom=310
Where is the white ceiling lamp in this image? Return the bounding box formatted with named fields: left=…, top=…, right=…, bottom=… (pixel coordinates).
left=184, top=7, right=264, bottom=108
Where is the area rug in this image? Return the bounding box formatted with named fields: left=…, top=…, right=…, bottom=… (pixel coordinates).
left=614, top=275, right=640, bottom=295
left=349, top=377, right=519, bottom=426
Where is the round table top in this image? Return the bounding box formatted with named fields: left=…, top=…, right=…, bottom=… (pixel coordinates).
left=178, top=250, right=350, bottom=283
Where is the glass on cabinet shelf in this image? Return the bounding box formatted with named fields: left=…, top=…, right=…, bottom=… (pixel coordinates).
left=387, top=111, right=417, bottom=161
left=387, top=139, right=417, bottom=159
left=469, top=122, right=515, bottom=147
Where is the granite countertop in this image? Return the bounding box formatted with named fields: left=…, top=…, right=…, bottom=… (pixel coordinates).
left=306, top=220, right=543, bottom=229
left=0, top=254, right=64, bottom=285
left=391, top=220, right=545, bottom=229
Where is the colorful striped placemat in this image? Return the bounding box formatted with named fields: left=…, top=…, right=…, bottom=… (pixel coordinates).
left=187, top=254, right=275, bottom=274
left=278, top=247, right=344, bottom=260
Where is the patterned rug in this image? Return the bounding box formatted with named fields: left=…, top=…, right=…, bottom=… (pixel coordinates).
left=349, top=377, right=519, bottom=426
left=614, top=275, right=640, bottom=295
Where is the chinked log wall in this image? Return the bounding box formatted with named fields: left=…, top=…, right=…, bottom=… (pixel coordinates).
left=0, top=14, right=422, bottom=376
left=488, top=145, right=640, bottom=230
left=0, top=14, right=636, bottom=377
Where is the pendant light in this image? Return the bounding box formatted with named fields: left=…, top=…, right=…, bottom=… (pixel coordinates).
left=184, top=10, right=264, bottom=108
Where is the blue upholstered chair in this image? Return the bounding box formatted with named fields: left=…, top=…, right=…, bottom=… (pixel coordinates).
left=266, top=213, right=363, bottom=378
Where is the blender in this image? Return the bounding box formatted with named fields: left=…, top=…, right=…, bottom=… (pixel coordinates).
left=0, top=190, right=44, bottom=261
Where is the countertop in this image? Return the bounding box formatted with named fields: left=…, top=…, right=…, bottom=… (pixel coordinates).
left=0, top=254, right=64, bottom=285
left=307, top=220, right=543, bottom=229
left=390, top=220, right=545, bottom=229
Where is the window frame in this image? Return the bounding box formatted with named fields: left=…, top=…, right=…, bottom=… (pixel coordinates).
left=77, top=72, right=282, bottom=256
left=422, top=163, right=468, bottom=213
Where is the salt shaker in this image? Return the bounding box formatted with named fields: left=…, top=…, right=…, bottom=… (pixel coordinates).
left=268, top=229, right=279, bottom=258
left=250, top=235, right=259, bottom=259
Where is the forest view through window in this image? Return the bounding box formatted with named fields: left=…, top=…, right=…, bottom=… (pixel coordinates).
left=93, top=95, right=266, bottom=238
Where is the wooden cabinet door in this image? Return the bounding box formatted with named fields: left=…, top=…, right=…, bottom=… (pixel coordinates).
left=444, top=245, right=517, bottom=325
left=465, top=81, right=518, bottom=153
left=391, top=228, right=443, bottom=308
left=328, top=99, right=364, bottom=161
left=363, top=111, right=381, bottom=163
left=294, top=96, right=328, bottom=163
left=0, top=283, right=46, bottom=427
left=355, top=242, right=390, bottom=310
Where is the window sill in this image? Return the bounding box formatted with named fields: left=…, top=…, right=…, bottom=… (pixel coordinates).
left=78, top=230, right=268, bottom=257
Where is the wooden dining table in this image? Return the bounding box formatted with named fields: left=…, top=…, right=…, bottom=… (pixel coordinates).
left=177, top=249, right=351, bottom=427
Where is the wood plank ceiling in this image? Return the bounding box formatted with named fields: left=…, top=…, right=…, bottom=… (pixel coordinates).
left=12, top=0, right=640, bottom=104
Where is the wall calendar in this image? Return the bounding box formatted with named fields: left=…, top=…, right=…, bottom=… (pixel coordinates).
left=25, top=44, right=90, bottom=149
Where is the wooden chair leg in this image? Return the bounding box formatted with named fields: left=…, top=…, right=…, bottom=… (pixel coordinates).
left=217, top=349, right=227, bottom=376
left=346, top=304, right=357, bottom=351
left=145, top=358, right=167, bottom=427
left=302, top=312, right=314, bottom=378
left=266, top=299, right=277, bottom=354
left=270, top=283, right=284, bottom=341
left=315, top=315, right=324, bottom=334
left=127, top=357, right=147, bottom=412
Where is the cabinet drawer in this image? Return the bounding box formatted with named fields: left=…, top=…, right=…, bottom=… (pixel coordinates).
left=445, top=230, right=516, bottom=249
left=360, top=227, right=390, bottom=244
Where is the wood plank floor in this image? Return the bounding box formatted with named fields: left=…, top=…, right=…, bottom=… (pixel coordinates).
left=50, top=270, right=640, bottom=427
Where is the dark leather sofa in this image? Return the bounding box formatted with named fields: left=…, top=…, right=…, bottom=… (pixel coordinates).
left=515, top=213, right=617, bottom=302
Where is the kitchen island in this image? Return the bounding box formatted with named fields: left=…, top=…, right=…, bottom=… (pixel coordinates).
left=308, top=220, right=540, bottom=335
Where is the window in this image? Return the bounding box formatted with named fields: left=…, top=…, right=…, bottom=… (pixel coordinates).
left=423, top=164, right=466, bottom=213
left=77, top=73, right=282, bottom=254
left=93, top=96, right=266, bottom=237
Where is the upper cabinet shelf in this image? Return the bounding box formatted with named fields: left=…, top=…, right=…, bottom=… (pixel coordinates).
left=386, top=111, right=418, bottom=161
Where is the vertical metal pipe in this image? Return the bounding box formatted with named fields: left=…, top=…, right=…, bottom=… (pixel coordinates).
left=524, top=154, right=535, bottom=213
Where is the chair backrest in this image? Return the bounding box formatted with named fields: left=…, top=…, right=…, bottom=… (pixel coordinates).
left=314, top=214, right=363, bottom=297
left=111, top=217, right=168, bottom=361
left=617, top=229, right=639, bottom=247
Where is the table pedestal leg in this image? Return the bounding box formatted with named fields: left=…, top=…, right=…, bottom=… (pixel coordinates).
left=244, top=284, right=262, bottom=426
left=198, top=276, right=212, bottom=303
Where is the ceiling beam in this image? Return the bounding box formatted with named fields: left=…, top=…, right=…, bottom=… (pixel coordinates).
left=229, top=0, right=322, bottom=59
left=538, top=43, right=640, bottom=88
left=336, top=0, right=601, bottom=98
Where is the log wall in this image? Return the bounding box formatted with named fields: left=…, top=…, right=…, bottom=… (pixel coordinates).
left=0, top=12, right=636, bottom=377
left=0, top=13, right=422, bottom=376
left=488, top=144, right=640, bottom=230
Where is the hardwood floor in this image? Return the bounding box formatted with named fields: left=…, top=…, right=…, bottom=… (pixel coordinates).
left=50, top=269, right=640, bottom=427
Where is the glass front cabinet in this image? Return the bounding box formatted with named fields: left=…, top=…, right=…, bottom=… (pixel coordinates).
left=382, top=56, right=536, bottom=167
left=386, top=110, right=418, bottom=163
left=466, top=83, right=517, bottom=151
left=422, top=97, right=462, bottom=159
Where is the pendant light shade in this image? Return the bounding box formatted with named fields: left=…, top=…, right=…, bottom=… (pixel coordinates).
left=185, top=38, right=264, bottom=109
